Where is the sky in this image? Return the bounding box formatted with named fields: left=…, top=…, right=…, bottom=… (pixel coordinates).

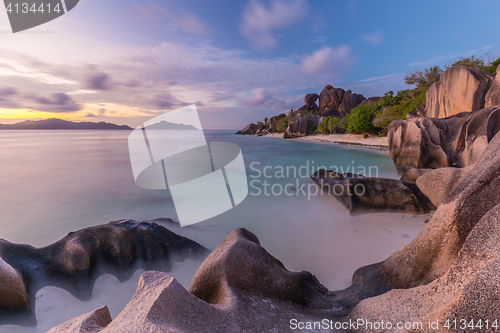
left=0, top=0, right=499, bottom=130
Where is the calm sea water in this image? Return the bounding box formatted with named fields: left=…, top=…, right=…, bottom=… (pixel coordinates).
left=0, top=130, right=429, bottom=332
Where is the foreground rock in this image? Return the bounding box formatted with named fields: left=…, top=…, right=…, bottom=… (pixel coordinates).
left=388, top=106, right=500, bottom=173
left=0, top=220, right=208, bottom=326
left=342, top=130, right=500, bottom=330
left=418, top=66, right=495, bottom=118
left=48, top=306, right=112, bottom=333
left=311, top=169, right=435, bottom=214
left=416, top=165, right=474, bottom=207
left=50, top=229, right=338, bottom=332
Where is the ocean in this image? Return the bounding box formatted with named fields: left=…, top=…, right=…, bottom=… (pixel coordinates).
left=0, top=130, right=430, bottom=332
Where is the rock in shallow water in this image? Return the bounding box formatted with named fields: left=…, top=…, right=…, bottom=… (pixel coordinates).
left=311, top=169, right=435, bottom=214
left=0, top=220, right=208, bottom=326
left=416, top=164, right=474, bottom=207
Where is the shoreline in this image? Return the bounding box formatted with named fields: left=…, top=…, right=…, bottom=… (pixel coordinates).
left=256, top=132, right=389, bottom=151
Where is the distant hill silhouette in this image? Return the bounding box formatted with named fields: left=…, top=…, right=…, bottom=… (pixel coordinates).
left=0, top=118, right=132, bottom=130
left=143, top=120, right=199, bottom=130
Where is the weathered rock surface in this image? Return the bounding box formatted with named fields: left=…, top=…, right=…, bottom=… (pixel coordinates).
left=416, top=165, right=474, bottom=207
left=485, top=65, right=500, bottom=108
left=342, top=130, right=500, bottom=327
left=319, top=85, right=345, bottom=116
left=304, top=93, right=319, bottom=106
left=235, top=123, right=263, bottom=135
left=399, top=168, right=432, bottom=183
left=419, top=66, right=494, bottom=118
left=339, top=90, right=366, bottom=114
left=388, top=106, right=500, bottom=173
left=311, top=169, right=435, bottom=214
left=48, top=306, right=112, bottom=333
left=0, top=258, right=30, bottom=323
left=51, top=229, right=338, bottom=332
left=284, top=113, right=307, bottom=138
left=0, top=220, right=208, bottom=325
left=360, top=96, right=381, bottom=105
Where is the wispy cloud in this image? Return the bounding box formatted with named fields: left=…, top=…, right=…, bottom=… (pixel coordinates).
left=362, top=29, right=383, bottom=45
left=133, top=3, right=213, bottom=37
left=240, top=0, right=306, bottom=50
left=237, top=88, right=302, bottom=111
left=300, top=46, right=356, bottom=81
left=346, top=73, right=406, bottom=97
left=408, top=45, right=494, bottom=67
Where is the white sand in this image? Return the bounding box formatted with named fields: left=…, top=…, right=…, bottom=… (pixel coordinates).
left=260, top=133, right=388, bottom=150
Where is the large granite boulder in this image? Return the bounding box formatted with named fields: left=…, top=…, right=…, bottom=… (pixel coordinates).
left=0, top=220, right=208, bottom=325
left=339, top=90, right=366, bottom=113
left=284, top=113, right=307, bottom=138
left=416, top=165, right=474, bottom=207
left=388, top=106, right=500, bottom=173
left=304, top=93, right=319, bottom=106
left=485, top=65, right=500, bottom=108
left=306, top=112, right=320, bottom=130
left=360, top=96, right=381, bottom=105
left=236, top=123, right=263, bottom=135
left=319, top=85, right=345, bottom=116
left=0, top=258, right=30, bottom=324
left=311, top=169, right=435, bottom=214
left=419, top=66, right=494, bottom=118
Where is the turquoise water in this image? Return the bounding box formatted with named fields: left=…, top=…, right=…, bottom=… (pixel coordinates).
left=0, top=130, right=429, bottom=332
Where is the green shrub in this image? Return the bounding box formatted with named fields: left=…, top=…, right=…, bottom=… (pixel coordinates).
left=346, top=104, right=380, bottom=134
left=317, top=117, right=330, bottom=134
left=276, top=117, right=288, bottom=133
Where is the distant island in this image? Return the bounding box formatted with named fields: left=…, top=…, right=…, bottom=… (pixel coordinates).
left=0, top=118, right=132, bottom=130
left=143, top=120, right=199, bottom=130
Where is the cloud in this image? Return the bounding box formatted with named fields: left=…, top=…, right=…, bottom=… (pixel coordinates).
left=85, top=72, right=110, bottom=90
left=300, top=46, right=356, bottom=78
left=408, top=46, right=494, bottom=67
left=346, top=73, right=406, bottom=98
left=150, top=94, right=189, bottom=109
left=31, top=93, right=80, bottom=112
left=238, top=88, right=302, bottom=111
left=0, top=87, right=17, bottom=95
left=135, top=3, right=212, bottom=38
left=362, top=29, right=383, bottom=45
left=85, top=113, right=96, bottom=117
left=240, top=0, right=306, bottom=50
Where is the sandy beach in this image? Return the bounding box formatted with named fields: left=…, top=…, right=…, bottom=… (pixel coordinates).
left=259, top=133, right=389, bottom=150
